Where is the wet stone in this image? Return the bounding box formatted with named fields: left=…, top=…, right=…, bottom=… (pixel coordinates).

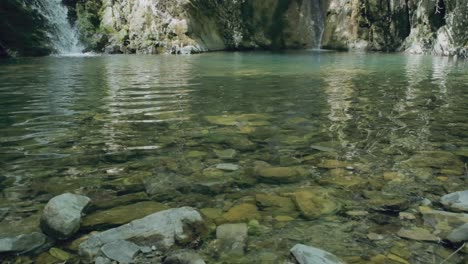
left=256, top=166, right=306, bottom=184
left=291, top=187, right=340, bottom=220
left=440, top=190, right=468, bottom=212
left=216, top=163, right=240, bottom=171
left=101, top=240, right=140, bottom=263
left=40, top=193, right=91, bottom=240
left=0, top=232, right=48, bottom=254
left=49, top=247, right=72, bottom=261
left=397, top=227, right=440, bottom=242
left=163, top=250, right=206, bottom=264
left=79, top=207, right=204, bottom=260
left=216, top=223, right=248, bottom=256
left=290, top=244, right=345, bottom=264
left=222, top=203, right=260, bottom=223
left=214, top=149, right=237, bottom=159
left=82, top=201, right=169, bottom=229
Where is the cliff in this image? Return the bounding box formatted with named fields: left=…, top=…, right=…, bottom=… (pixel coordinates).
left=0, top=0, right=467, bottom=57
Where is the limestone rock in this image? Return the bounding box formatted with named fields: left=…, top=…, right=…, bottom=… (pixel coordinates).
left=290, top=244, right=345, bottom=264
left=79, top=207, right=204, bottom=260
left=40, top=193, right=91, bottom=240
left=0, top=232, right=47, bottom=254
left=101, top=240, right=140, bottom=263
left=441, top=191, right=468, bottom=213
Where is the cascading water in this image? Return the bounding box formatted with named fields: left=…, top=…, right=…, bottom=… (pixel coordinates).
left=312, top=0, right=325, bottom=48
left=32, top=0, right=84, bottom=55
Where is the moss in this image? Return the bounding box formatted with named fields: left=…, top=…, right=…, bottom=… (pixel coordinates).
left=75, top=0, right=106, bottom=51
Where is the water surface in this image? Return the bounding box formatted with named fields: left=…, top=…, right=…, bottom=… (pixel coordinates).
left=1, top=51, right=468, bottom=263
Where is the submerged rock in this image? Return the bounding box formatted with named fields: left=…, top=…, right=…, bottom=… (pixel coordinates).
left=216, top=163, right=240, bottom=171
left=256, top=166, right=307, bottom=184
left=40, top=193, right=91, bottom=240
left=79, top=207, right=204, bottom=260
left=290, top=188, right=340, bottom=220
left=214, top=149, right=237, bottom=160
left=255, top=193, right=297, bottom=216
left=0, top=232, right=47, bottom=254
left=163, top=250, right=206, bottom=264
left=440, top=190, right=468, bottom=213
left=420, top=206, right=468, bottom=243
left=397, top=227, right=440, bottom=242
left=290, top=244, right=345, bottom=264
left=222, top=203, right=260, bottom=223
left=82, top=201, right=169, bottom=229
left=101, top=240, right=140, bottom=263
left=216, top=223, right=248, bottom=256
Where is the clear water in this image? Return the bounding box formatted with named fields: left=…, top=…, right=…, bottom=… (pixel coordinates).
left=1, top=51, right=468, bottom=263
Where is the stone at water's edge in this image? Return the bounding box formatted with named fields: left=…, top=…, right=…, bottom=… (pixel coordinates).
left=290, top=244, right=345, bottom=264
left=100, top=240, right=140, bottom=263
left=79, top=207, right=204, bottom=260
left=40, top=193, right=90, bottom=240
left=441, top=190, right=468, bottom=213
left=0, top=232, right=47, bottom=254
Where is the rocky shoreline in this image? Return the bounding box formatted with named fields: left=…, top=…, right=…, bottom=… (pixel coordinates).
left=3, top=184, right=468, bottom=263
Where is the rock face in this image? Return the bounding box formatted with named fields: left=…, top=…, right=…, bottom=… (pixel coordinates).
left=322, top=0, right=468, bottom=57
left=79, top=207, right=204, bottom=260
left=2, top=0, right=467, bottom=57
left=74, top=0, right=325, bottom=54
left=40, top=193, right=91, bottom=240
left=290, top=244, right=345, bottom=264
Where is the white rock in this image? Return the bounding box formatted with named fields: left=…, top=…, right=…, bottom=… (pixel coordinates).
left=441, top=190, right=468, bottom=212
left=101, top=240, right=140, bottom=263
left=40, top=193, right=90, bottom=239
left=290, top=244, right=345, bottom=264
left=79, top=207, right=203, bottom=260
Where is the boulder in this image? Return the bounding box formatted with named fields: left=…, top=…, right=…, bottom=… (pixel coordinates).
left=40, top=193, right=90, bottom=240
left=79, top=207, right=204, bottom=260
left=441, top=191, right=468, bottom=213
left=290, top=244, right=345, bottom=264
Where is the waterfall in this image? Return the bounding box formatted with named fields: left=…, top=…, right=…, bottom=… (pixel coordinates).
left=32, top=0, right=84, bottom=55
left=312, top=0, right=325, bottom=48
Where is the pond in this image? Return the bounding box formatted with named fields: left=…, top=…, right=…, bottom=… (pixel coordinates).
left=1, top=51, right=468, bottom=263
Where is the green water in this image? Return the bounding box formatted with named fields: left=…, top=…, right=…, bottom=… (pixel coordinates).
left=1, top=51, right=468, bottom=263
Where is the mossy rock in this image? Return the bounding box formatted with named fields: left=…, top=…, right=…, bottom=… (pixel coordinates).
left=255, top=193, right=297, bottom=216
left=221, top=203, right=260, bottom=223
left=289, top=187, right=340, bottom=220
left=256, top=166, right=308, bottom=184
left=81, top=201, right=169, bottom=229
